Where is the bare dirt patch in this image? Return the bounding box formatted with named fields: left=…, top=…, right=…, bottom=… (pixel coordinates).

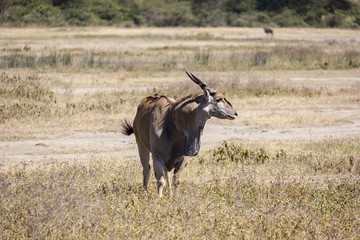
left=2, top=120, right=360, bottom=165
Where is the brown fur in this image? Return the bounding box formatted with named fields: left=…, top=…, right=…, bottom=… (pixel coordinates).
left=121, top=72, right=237, bottom=198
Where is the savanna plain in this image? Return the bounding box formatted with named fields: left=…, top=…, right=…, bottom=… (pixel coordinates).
left=0, top=27, right=360, bottom=239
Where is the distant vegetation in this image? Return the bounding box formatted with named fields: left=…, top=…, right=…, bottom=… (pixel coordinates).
left=1, top=0, right=360, bottom=28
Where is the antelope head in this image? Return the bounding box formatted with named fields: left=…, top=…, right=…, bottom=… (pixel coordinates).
left=186, top=71, right=238, bottom=120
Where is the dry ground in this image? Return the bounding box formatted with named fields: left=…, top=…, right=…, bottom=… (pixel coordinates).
left=1, top=121, right=360, bottom=166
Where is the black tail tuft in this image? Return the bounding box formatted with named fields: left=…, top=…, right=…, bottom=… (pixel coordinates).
left=120, top=119, right=134, bottom=135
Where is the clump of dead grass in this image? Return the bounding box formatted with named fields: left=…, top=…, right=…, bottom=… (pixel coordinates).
left=203, top=141, right=270, bottom=164
left=0, top=72, right=54, bottom=102
left=0, top=72, right=55, bottom=123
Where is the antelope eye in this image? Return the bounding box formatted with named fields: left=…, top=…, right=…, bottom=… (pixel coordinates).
left=215, top=98, right=222, bottom=102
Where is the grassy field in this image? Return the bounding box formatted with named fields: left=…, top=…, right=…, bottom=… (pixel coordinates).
left=1, top=27, right=360, bottom=239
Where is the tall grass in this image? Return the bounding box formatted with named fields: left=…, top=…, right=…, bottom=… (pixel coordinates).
left=0, top=52, right=73, bottom=69
left=1, top=46, right=360, bottom=71
left=1, top=139, right=359, bottom=239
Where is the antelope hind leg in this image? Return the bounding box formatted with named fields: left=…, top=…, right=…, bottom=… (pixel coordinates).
left=137, top=144, right=151, bottom=191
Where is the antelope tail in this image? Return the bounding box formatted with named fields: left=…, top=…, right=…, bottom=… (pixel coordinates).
left=121, top=120, right=134, bottom=136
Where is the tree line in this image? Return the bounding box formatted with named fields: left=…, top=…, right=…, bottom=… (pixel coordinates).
left=1, top=0, right=359, bottom=28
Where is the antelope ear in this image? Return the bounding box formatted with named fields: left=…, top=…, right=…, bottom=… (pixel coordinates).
left=204, top=88, right=212, bottom=102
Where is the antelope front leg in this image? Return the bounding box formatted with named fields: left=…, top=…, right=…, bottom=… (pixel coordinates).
left=173, top=157, right=186, bottom=196
left=153, top=156, right=166, bottom=198
left=164, top=170, right=172, bottom=196
left=157, top=176, right=166, bottom=198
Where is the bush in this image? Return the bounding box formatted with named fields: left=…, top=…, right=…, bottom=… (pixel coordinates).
left=202, top=141, right=270, bottom=164
left=0, top=0, right=359, bottom=27
left=138, top=1, right=195, bottom=26
left=272, top=8, right=307, bottom=27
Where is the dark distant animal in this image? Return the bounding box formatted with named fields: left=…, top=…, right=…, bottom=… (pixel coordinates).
left=121, top=72, right=237, bottom=198
left=264, top=27, right=274, bottom=36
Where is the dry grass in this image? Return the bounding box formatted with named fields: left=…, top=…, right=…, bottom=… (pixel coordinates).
left=1, top=27, right=360, bottom=239
left=1, top=138, right=359, bottom=239
left=1, top=70, right=359, bottom=134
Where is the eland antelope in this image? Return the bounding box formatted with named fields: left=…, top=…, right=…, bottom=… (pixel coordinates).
left=121, top=72, right=237, bottom=198
left=263, top=27, right=274, bottom=36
